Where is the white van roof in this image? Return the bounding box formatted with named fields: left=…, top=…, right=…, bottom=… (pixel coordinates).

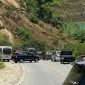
left=0, top=46, right=12, bottom=48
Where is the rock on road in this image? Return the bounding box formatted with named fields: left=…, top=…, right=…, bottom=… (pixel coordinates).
left=20, top=60, right=72, bottom=85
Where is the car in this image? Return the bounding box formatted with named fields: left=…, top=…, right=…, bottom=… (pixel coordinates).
left=11, top=51, right=40, bottom=63
left=63, top=61, right=85, bottom=85
left=76, top=55, right=85, bottom=61
left=41, top=51, right=52, bottom=60
left=51, top=51, right=61, bottom=62
left=45, top=51, right=53, bottom=60
left=60, top=51, right=75, bottom=64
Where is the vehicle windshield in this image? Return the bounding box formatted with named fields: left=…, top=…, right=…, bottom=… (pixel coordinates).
left=61, top=51, right=72, bottom=55
left=28, top=49, right=37, bottom=54
left=81, top=56, right=85, bottom=58
left=3, top=48, right=12, bottom=54
left=63, top=65, right=85, bottom=85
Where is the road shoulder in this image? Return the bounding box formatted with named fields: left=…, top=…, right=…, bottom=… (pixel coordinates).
left=0, top=62, right=24, bottom=85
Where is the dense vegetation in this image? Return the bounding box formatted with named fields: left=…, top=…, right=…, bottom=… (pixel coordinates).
left=24, top=0, right=62, bottom=28
left=12, top=27, right=46, bottom=51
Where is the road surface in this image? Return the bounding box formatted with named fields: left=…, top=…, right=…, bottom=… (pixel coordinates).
left=20, top=60, right=72, bottom=85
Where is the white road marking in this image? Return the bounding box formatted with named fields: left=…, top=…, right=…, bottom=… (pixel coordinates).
left=17, top=64, right=26, bottom=85
left=42, top=63, right=66, bottom=77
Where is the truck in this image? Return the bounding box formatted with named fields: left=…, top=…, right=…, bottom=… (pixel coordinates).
left=60, top=51, right=75, bottom=64
left=11, top=51, right=40, bottom=63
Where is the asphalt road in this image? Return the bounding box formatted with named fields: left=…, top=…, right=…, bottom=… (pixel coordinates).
left=20, top=60, right=72, bottom=85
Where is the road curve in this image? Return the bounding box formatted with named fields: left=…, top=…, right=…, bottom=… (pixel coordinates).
left=20, top=60, right=72, bottom=85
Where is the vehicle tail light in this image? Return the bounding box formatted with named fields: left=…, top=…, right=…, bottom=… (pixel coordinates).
left=83, top=58, right=85, bottom=61
left=80, top=58, right=85, bottom=61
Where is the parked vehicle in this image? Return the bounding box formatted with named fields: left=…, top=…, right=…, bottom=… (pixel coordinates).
left=40, top=51, right=51, bottom=60
left=60, top=51, right=75, bottom=64
left=11, top=51, right=40, bottom=63
left=76, top=55, right=85, bottom=61
left=40, top=51, right=46, bottom=60
left=51, top=51, right=61, bottom=62
left=46, top=51, right=53, bottom=60
left=56, top=51, right=61, bottom=57
left=0, top=46, right=12, bottom=62
left=63, top=61, right=85, bottom=85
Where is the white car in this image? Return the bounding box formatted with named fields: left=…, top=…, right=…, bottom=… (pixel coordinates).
left=51, top=51, right=61, bottom=62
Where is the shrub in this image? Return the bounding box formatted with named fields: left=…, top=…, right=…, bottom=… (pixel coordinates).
left=29, top=16, right=39, bottom=23
left=12, top=27, right=46, bottom=51
left=5, top=5, right=12, bottom=10
left=12, top=27, right=31, bottom=40
left=0, top=33, right=11, bottom=46
left=19, top=39, right=46, bottom=51
left=50, top=18, right=62, bottom=28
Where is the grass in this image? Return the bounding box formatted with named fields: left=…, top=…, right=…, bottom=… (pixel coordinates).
left=0, top=62, right=5, bottom=69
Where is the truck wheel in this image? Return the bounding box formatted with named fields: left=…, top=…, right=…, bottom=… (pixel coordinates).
left=52, top=59, right=54, bottom=62
left=35, top=58, right=38, bottom=62
left=7, top=59, right=9, bottom=62
left=19, top=59, right=24, bottom=63
left=2, top=59, right=5, bottom=62
left=29, top=61, right=32, bottom=62
left=54, top=59, right=56, bottom=62
left=62, top=62, right=64, bottom=64
left=14, top=60, right=18, bottom=63
left=51, top=59, right=53, bottom=61
left=61, top=61, right=62, bottom=64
